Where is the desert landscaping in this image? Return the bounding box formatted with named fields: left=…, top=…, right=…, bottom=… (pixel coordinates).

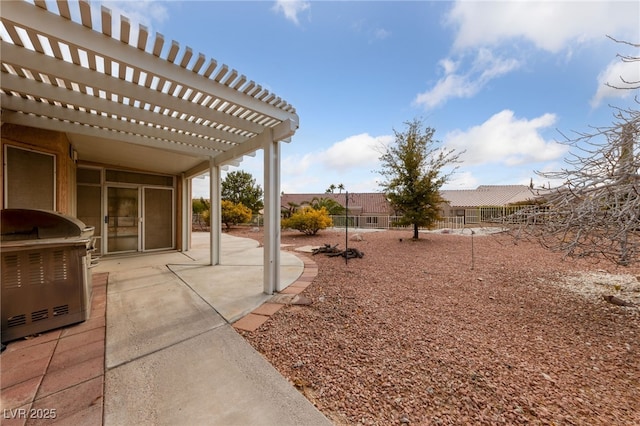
left=232, top=227, right=640, bottom=425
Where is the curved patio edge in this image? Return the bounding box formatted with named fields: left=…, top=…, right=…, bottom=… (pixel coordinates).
left=232, top=252, right=318, bottom=332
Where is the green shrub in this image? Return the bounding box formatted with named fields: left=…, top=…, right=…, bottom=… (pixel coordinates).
left=221, top=200, right=252, bottom=229
left=201, top=209, right=211, bottom=226
left=192, top=197, right=209, bottom=214
left=282, top=207, right=333, bottom=235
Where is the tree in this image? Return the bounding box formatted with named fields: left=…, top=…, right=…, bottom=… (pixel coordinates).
left=516, top=39, right=639, bottom=266
left=378, top=118, right=462, bottom=239
left=282, top=201, right=299, bottom=219
left=519, top=106, right=639, bottom=265
left=282, top=207, right=333, bottom=235
left=221, top=200, right=252, bottom=229
left=326, top=183, right=345, bottom=194
left=605, top=37, right=640, bottom=90
left=192, top=197, right=209, bottom=215
left=192, top=197, right=210, bottom=227
left=221, top=170, right=263, bottom=214
left=308, top=196, right=345, bottom=215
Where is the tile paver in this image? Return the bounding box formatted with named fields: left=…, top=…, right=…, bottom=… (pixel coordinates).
left=53, top=328, right=104, bottom=354
left=278, top=286, right=304, bottom=294
left=0, top=272, right=107, bottom=426
left=232, top=253, right=318, bottom=332
left=1, top=245, right=321, bottom=426
left=1, top=341, right=57, bottom=389
left=290, top=281, right=312, bottom=289
left=47, top=340, right=104, bottom=372
left=233, top=313, right=271, bottom=332
left=252, top=302, right=284, bottom=316
left=29, top=376, right=103, bottom=426
left=0, top=376, right=42, bottom=411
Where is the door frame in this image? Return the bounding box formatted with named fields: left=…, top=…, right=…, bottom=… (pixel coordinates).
left=141, top=186, right=175, bottom=252
left=104, top=184, right=141, bottom=255
left=103, top=184, right=176, bottom=254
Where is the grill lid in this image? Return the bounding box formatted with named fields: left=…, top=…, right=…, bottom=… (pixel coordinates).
left=1, top=209, right=94, bottom=241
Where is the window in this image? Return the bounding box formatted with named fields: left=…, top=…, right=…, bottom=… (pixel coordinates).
left=106, top=169, right=173, bottom=186
left=4, top=145, right=56, bottom=210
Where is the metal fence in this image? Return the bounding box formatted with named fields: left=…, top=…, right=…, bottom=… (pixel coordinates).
left=329, top=205, right=542, bottom=230
left=193, top=205, right=542, bottom=231
left=329, top=215, right=465, bottom=230
left=465, top=205, right=544, bottom=224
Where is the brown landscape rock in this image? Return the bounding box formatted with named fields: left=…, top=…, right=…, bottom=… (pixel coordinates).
left=230, top=227, right=640, bottom=425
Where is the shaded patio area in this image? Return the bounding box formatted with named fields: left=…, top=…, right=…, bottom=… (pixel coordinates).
left=1, top=232, right=329, bottom=425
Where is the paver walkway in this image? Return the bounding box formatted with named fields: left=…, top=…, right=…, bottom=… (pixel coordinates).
left=1, top=273, right=107, bottom=425
left=1, top=236, right=326, bottom=425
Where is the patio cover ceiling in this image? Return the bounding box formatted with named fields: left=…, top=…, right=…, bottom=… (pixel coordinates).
left=0, top=0, right=299, bottom=176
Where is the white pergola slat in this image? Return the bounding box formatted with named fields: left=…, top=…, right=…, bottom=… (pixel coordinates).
left=0, top=0, right=298, bottom=159
left=0, top=0, right=299, bottom=294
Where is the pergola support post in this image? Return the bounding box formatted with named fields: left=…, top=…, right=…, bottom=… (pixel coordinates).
left=182, top=173, right=191, bottom=252
left=209, top=159, right=221, bottom=266
left=263, top=131, right=281, bottom=295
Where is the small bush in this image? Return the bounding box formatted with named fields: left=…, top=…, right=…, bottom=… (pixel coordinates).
left=221, top=200, right=252, bottom=229
left=201, top=209, right=211, bottom=226
left=282, top=207, right=333, bottom=235
left=192, top=197, right=209, bottom=215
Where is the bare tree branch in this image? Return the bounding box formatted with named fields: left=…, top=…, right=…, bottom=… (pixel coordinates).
left=515, top=104, right=640, bottom=265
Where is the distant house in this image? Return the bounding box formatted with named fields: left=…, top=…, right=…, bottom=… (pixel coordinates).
left=440, top=185, right=543, bottom=223
left=281, top=186, right=544, bottom=228
left=280, top=192, right=393, bottom=220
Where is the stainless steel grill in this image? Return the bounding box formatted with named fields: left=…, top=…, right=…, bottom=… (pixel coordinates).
left=1, top=209, right=96, bottom=343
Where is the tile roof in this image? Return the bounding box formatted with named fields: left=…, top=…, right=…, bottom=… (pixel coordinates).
left=282, top=186, right=543, bottom=215
left=281, top=193, right=393, bottom=215
left=440, top=185, right=540, bottom=207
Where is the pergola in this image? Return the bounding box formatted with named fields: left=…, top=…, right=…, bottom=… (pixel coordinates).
left=0, top=0, right=299, bottom=294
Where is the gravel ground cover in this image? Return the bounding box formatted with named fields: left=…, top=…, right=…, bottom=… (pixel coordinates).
left=230, top=227, right=640, bottom=425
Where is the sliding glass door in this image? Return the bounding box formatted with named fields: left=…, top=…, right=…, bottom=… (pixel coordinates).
left=107, top=186, right=139, bottom=253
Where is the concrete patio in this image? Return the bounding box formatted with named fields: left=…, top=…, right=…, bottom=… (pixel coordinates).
left=0, top=232, right=330, bottom=425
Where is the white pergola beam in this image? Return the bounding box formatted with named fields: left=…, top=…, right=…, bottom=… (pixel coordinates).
left=1, top=1, right=296, bottom=123
left=1, top=0, right=301, bottom=297
left=1, top=96, right=220, bottom=157
left=0, top=72, right=247, bottom=147
left=2, top=110, right=218, bottom=158
left=184, top=161, right=211, bottom=180
left=0, top=42, right=262, bottom=139
left=213, top=119, right=297, bottom=167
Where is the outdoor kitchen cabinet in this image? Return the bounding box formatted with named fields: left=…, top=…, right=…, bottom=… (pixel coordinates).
left=1, top=209, right=95, bottom=343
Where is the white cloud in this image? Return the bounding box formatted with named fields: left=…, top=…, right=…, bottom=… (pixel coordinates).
left=442, top=171, right=478, bottom=190
left=414, top=49, right=520, bottom=109
left=444, top=110, right=567, bottom=166
left=352, top=19, right=391, bottom=43
left=272, top=0, right=310, bottom=26
left=373, top=28, right=391, bottom=41
left=191, top=175, right=211, bottom=199
left=282, top=152, right=314, bottom=176
left=427, top=1, right=639, bottom=110
left=318, top=133, right=393, bottom=172
left=446, top=1, right=640, bottom=53
left=591, top=55, right=640, bottom=107
left=281, top=174, right=322, bottom=194
left=279, top=133, right=394, bottom=193
left=95, top=1, right=169, bottom=43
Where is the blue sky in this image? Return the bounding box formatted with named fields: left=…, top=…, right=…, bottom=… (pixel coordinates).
left=98, top=1, right=639, bottom=197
